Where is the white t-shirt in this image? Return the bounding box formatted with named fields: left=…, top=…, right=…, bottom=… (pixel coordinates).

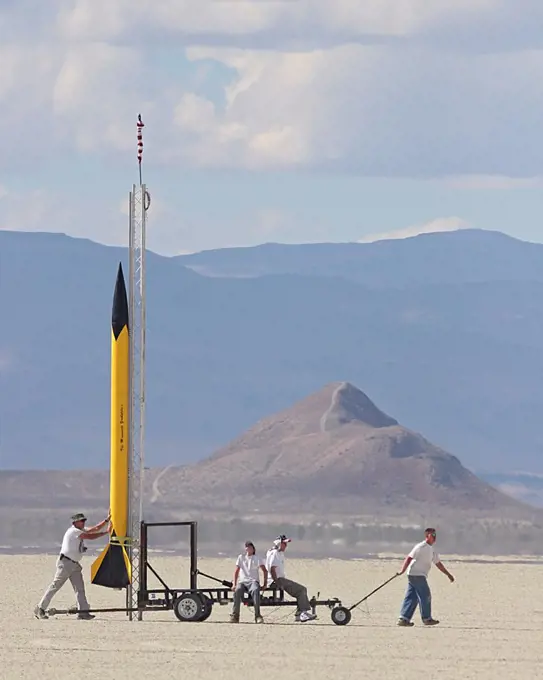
left=60, top=526, right=86, bottom=562
left=406, top=540, right=440, bottom=577
left=236, top=553, right=265, bottom=584
left=265, top=547, right=285, bottom=584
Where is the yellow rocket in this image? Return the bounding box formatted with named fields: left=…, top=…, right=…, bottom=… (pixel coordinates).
left=91, top=262, right=132, bottom=588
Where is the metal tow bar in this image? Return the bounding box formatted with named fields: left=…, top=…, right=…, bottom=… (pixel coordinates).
left=329, top=573, right=399, bottom=626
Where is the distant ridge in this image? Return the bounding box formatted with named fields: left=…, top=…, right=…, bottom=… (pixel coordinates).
left=176, top=228, right=543, bottom=286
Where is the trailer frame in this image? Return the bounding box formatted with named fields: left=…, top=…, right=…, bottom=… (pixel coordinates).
left=47, top=520, right=351, bottom=625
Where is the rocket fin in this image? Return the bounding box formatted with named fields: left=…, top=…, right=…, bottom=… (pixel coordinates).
left=90, top=532, right=132, bottom=589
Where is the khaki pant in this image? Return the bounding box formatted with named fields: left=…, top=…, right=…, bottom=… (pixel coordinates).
left=275, top=576, right=311, bottom=612
left=38, top=556, right=90, bottom=611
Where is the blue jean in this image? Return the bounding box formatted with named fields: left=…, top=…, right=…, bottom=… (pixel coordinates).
left=400, top=575, right=432, bottom=621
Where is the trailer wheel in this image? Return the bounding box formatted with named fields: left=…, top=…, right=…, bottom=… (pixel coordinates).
left=198, top=595, right=213, bottom=622
left=173, top=593, right=206, bottom=622
left=331, top=606, right=351, bottom=626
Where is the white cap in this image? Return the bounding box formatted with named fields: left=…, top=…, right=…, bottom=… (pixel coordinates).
left=273, top=534, right=291, bottom=548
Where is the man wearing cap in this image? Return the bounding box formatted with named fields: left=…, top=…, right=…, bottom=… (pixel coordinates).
left=396, top=527, right=455, bottom=627
left=230, top=540, right=267, bottom=624
left=34, top=511, right=111, bottom=620
left=265, top=534, right=317, bottom=622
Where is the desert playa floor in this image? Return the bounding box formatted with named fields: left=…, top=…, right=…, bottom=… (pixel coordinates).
left=2, top=553, right=543, bottom=680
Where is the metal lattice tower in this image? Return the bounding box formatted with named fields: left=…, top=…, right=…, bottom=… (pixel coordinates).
left=126, top=182, right=150, bottom=620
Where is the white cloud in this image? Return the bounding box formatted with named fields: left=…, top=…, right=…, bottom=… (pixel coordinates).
left=54, top=0, right=540, bottom=52
left=53, top=43, right=141, bottom=152
left=0, top=1, right=543, bottom=177
left=171, top=44, right=543, bottom=176
left=358, top=217, right=470, bottom=243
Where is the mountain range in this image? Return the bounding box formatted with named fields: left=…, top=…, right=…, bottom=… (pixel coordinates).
left=177, top=228, right=543, bottom=286
left=2, top=227, right=543, bottom=475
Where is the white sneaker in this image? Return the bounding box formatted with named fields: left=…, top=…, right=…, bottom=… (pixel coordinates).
left=299, top=611, right=317, bottom=622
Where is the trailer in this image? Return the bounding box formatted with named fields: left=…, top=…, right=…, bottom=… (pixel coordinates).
left=47, top=520, right=352, bottom=625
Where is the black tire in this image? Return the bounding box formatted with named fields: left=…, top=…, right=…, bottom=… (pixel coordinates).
left=331, top=606, right=352, bottom=626
left=198, top=595, right=213, bottom=622
left=173, top=593, right=206, bottom=622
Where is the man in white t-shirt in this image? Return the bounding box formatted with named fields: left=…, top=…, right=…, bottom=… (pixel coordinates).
left=34, top=511, right=110, bottom=620
left=265, top=534, right=317, bottom=623
left=230, top=541, right=267, bottom=623
left=396, top=527, right=454, bottom=627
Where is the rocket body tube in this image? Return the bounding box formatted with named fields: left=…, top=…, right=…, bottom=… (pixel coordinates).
left=91, top=263, right=132, bottom=588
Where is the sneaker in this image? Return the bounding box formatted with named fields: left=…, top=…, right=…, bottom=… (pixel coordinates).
left=422, top=618, right=440, bottom=626
left=34, top=606, right=48, bottom=620
left=229, top=614, right=239, bottom=623
left=255, top=615, right=264, bottom=624
left=77, top=613, right=95, bottom=620
left=299, top=611, right=317, bottom=622
left=397, top=618, right=414, bottom=627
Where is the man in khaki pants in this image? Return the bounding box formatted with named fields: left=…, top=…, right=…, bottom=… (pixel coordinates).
left=265, top=535, right=317, bottom=622
left=34, top=511, right=110, bottom=620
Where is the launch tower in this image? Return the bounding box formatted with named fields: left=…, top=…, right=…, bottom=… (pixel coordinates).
left=127, top=116, right=150, bottom=620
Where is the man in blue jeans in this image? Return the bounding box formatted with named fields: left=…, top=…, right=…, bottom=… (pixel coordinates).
left=396, top=527, right=454, bottom=627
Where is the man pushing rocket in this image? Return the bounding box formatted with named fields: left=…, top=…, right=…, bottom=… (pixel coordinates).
left=35, top=263, right=135, bottom=618
left=34, top=511, right=111, bottom=620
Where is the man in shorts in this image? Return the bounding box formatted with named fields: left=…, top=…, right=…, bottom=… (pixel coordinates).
left=396, top=527, right=454, bottom=627
left=34, top=511, right=110, bottom=620
left=230, top=540, right=267, bottom=623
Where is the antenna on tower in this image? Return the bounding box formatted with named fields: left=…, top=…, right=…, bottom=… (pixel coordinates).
left=126, top=114, right=151, bottom=620
left=137, top=114, right=144, bottom=185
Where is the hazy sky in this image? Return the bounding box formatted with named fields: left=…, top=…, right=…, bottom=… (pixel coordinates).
left=1, top=0, right=543, bottom=254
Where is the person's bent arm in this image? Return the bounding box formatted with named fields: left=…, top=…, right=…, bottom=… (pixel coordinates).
left=436, top=561, right=454, bottom=582
left=79, top=530, right=109, bottom=540
left=397, top=556, right=412, bottom=575
left=86, top=512, right=111, bottom=533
